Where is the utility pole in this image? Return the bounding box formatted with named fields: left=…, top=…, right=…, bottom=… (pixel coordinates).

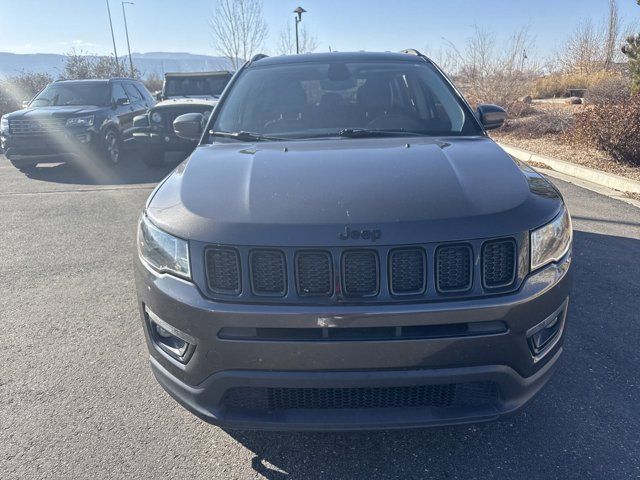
left=122, top=1, right=135, bottom=77
left=293, top=6, right=306, bottom=54
left=105, top=0, right=120, bottom=75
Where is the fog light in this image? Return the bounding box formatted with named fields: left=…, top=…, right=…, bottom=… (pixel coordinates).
left=527, top=299, right=568, bottom=359
left=145, top=307, right=196, bottom=363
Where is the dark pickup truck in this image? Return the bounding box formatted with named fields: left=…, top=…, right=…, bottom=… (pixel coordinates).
left=132, top=71, right=232, bottom=166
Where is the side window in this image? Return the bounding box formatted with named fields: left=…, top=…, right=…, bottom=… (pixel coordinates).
left=134, top=83, right=155, bottom=106
left=124, top=83, right=143, bottom=104
left=111, top=83, right=130, bottom=105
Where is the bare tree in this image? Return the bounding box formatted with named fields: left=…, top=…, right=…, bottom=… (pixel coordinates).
left=442, top=26, right=539, bottom=114
left=603, top=0, right=621, bottom=70
left=557, top=0, right=624, bottom=75
left=209, top=0, right=268, bottom=70
left=277, top=23, right=319, bottom=55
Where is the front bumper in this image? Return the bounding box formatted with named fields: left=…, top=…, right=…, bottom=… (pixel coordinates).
left=132, top=128, right=196, bottom=152
left=135, top=253, right=571, bottom=431
left=1, top=128, right=97, bottom=162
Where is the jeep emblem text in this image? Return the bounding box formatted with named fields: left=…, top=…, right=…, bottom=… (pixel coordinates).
left=339, top=226, right=382, bottom=242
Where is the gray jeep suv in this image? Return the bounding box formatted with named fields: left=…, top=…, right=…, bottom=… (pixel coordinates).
left=134, top=51, right=572, bottom=431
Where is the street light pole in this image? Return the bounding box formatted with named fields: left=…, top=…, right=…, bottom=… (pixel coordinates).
left=105, top=0, right=120, bottom=75
left=293, top=6, right=306, bottom=54
left=122, top=1, right=135, bottom=77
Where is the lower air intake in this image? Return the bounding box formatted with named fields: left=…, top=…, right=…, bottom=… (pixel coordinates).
left=222, top=382, right=499, bottom=412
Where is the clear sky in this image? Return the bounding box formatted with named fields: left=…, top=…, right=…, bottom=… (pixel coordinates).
left=0, top=0, right=638, bottom=60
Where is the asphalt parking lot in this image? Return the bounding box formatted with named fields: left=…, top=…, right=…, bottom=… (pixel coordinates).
left=1, top=152, right=639, bottom=480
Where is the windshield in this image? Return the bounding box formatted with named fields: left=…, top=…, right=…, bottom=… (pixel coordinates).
left=30, top=83, right=109, bottom=107
left=209, top=60, right=481, bottom=141
left=164, top=75, right=231, bottom=97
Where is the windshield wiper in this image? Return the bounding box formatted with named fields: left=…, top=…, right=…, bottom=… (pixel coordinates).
left=210, top=131, right=285, bottom=142
left=337, top=128, right=426, bottom=138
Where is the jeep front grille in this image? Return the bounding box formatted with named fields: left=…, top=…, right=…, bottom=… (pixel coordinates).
left=201, top=235, right=521, bottom=304
left=342, top=250, right=379, bottom=297
left=296, top=251, right=333, bottom=296
left=436, top=244, right=473, bottom=293
left=249, top=250, right=287, bottom=296
left=389, top=248, right=426, bottom=295
left=482, top=239, right=517, bottom=288
left=205, top=247, right=241, bottom=294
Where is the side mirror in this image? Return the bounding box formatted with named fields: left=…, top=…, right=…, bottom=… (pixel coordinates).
left=173, top=113, right=204, bottom=141
left=155, top=91, right=163, bottom=101
left=115, top=97, right=130, bottom=106
left=477, top=104, right=507, bottom=130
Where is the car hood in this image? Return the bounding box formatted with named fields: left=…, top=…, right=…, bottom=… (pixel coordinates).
left=155, top=97, right=219, bottom=109
left=6, top=105, right=103, bottom=118
left=147, top=136, right=563, bottom=246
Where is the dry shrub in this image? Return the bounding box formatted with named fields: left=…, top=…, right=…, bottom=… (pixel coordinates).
left=572, top=96, right=640, bottom=165
left=502, top=105, right=574, bottom=138
left=531, top=71, right=624, bottom=99
left=584, top=74, right=631, bottom=104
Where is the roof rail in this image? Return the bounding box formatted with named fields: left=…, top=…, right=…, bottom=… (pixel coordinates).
left=250, top=53, right=269, bottom=63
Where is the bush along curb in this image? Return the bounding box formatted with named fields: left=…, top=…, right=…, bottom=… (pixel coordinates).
left=499, top=143, right=640, bottom=195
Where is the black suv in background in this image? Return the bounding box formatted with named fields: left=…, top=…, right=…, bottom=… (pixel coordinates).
left=0, top=78, right=154, bottom=169
left=132, top=71, right=232, bottom=167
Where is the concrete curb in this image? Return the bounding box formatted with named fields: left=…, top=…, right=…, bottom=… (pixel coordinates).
left=499, top=143, right=640, bottom=195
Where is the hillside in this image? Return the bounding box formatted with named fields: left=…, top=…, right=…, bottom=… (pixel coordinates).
left=0, top=51, right=234, bottom=78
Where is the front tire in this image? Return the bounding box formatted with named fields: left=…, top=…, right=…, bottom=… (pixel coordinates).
left=102, top=130, right=122, bottom=165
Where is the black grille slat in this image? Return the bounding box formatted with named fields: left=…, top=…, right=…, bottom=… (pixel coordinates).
left=205, top=247, right=241, bottom=294
left=342, top=251, right=379, bottom=297
left=223, top=382, right=499, bottom=412
left=436, top=244, right=473, bottom=293
left=390, top=248, right=426, bottom=295
left=482, top=239, right=516, bottom=288
left=250, top=250, right=287, bottom=296
left=296, top=251, right=332, bottom=296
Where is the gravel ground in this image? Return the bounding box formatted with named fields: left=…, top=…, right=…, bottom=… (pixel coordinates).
left=491, top=132, right=640, bottom=182
left=2, top=152, right=640, bottom=479
left=490, top=102, right=640, bottom=183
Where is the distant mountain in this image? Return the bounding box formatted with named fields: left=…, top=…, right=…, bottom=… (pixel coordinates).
left=0, top=52, right=234, bottom=78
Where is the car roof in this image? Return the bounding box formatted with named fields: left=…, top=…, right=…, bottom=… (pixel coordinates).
left=164, top=71, right=233, bottom=78
left=54, top=78, right=140, bottom=84
left=249, top=51, right=432, bottom=67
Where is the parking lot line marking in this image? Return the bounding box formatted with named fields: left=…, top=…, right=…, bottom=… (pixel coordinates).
left=0, top=185, right=155, bottom=196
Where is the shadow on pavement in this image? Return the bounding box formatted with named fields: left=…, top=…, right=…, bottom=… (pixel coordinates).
left=12, top=150, right=185, bottom=186
left=223, top=230, right=640, bottom=479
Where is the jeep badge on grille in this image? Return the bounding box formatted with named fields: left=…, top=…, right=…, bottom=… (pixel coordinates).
left=339, top=226, right=382, bottom=242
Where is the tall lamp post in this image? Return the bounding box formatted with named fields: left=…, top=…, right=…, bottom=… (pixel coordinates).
left=293, top=6, right=306, bottom=54
left=122, top=1, right=135, bottom=77
left=105, top=0, right=120, bottom=74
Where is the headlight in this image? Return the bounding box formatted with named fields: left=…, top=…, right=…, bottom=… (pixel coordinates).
left=137, top=215, right=191, bottom=279
left=530, top=207, right=572, bottom=271
left=0, top=116, right=8, bottom=131
left=66, top=115, right=94, bottom=127
left=151, top=111, right=163, bottom=123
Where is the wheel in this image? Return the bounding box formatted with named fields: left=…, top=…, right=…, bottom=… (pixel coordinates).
left=102, top=129, right=122, bottom=165
left=141, top=147, right=165, bottom=167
